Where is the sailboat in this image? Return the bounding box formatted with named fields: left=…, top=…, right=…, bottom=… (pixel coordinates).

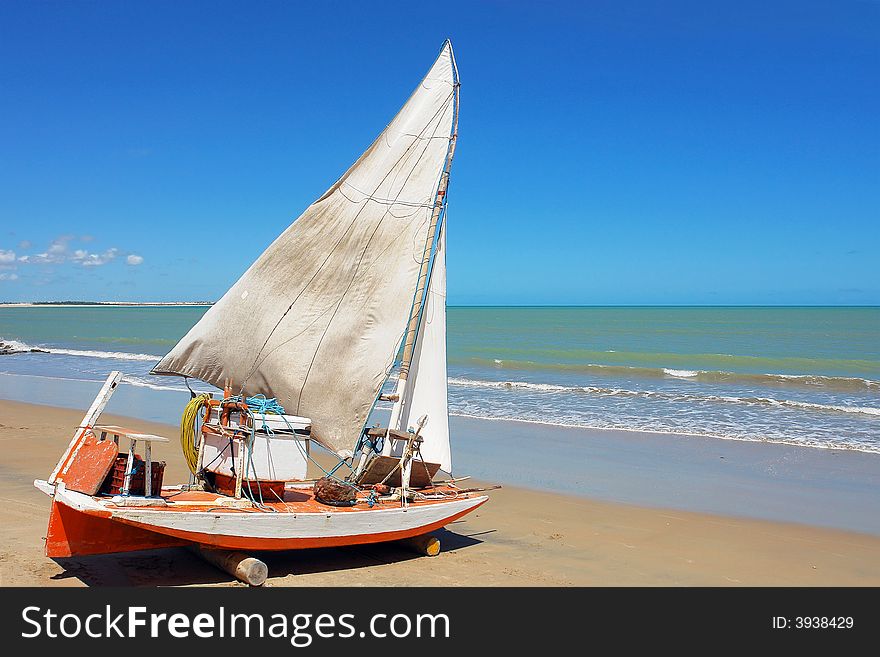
left=33, top=40, right=490, bottom=565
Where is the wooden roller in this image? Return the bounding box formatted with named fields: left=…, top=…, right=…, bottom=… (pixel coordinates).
left=400, top=533, right=441, bottom=557
left=192, top=546, right=268, bottom=586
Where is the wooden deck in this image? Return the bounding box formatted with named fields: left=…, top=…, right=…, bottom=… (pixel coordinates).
left=102, top=484, right=468, bottom=514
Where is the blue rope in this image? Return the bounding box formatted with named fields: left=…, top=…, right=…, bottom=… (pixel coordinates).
left=225, top=394, right=357, bottom=487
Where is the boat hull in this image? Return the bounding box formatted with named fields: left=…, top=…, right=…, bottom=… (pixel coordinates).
left=45, top=498, right=188, bottom=557
left=36, top=479, right=487, bottom=557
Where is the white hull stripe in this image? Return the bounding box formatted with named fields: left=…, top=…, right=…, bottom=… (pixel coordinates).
left=39, top=482, right=486, bottom=541
left=112, top=497, right=486, bottom=540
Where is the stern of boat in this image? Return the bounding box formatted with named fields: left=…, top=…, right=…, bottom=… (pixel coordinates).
left=35, top=479, right=190, bottom=557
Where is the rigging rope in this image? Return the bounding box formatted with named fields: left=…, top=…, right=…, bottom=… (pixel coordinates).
left=224, top=394, right=357, bottom=487
left=181, top=392, right=360, bottom=506
left=180, top=393, right=212, bottom=475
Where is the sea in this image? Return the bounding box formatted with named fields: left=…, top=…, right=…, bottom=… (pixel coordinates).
left=0, top=305, right=878, bottom=454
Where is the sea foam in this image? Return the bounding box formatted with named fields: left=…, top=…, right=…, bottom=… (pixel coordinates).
left=447, top=377, right=880, bottom=417
left=1, top=337, right=159, bottom=362
left=663, top=368, right=700, bottom=378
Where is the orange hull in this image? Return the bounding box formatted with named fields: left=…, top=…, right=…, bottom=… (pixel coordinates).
left=46, top=499, right=188, bottom=558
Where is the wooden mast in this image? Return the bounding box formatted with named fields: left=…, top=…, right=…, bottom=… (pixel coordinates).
left=402, top=137, right=457, bottom=380
left=385, top=43, right=459, bottom=451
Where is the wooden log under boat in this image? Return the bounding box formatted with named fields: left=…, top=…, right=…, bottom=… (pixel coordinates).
left=192, top=546, right=268, bottom=586
left=399, top=533, right=441, bottom=557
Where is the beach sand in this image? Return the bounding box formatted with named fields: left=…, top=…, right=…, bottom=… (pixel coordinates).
left=1, top=399, right=878, bottom=586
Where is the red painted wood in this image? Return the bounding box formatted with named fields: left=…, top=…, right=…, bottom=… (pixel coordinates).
left=61, top=437, right=119, bottom=496
left=45, top=499, right=189, bottom=558
left=210, top=471, right=286, bottom=500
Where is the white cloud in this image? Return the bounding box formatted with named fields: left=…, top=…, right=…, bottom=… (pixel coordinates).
left=16, top=238, right=133, bottom=270
left=0, top=273, right=18, bottom=281
left=68, top=247, right=119, bottom=267
left=18, top=240, right=31, bottom=249
left=28, top=252, right=64, bottom=264
left=80, top=248, right=119, bottom=267
left=47, top=236, right=74, bottom=256
left=0, top=249, right=15, bottom=263
left=24, top=239, right=68, bottom=263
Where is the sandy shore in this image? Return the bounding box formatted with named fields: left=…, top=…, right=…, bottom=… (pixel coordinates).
left=1, top=399, right=879, bottom=586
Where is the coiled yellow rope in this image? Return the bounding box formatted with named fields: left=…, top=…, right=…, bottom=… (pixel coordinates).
left=180, top=394, right=212, bottom=474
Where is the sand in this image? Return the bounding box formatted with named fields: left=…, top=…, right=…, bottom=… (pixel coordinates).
left=1, top=399, right=878, bottom=586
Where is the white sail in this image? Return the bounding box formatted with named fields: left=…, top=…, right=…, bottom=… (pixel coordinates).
left=395, top=220, right=451, bottom=472
left=152, top=42, right=458, bottom=456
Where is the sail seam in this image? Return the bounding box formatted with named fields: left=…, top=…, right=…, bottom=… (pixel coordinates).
left=240, top=88, right=454, bottom=398
left=338, top=182, right=433, bottom=208
left=292, top=93, right=454, bottom=416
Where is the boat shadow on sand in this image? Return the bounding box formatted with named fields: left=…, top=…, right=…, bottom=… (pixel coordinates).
left=48, top=524, right=487, bottom=586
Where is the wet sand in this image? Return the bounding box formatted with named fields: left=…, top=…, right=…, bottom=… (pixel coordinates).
left=1, top=399, right=878, bottom=586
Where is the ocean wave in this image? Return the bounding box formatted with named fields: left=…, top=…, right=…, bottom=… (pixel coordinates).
left=47, top=347, right=158, bottom=362
left=447, top=411, right=880, bottom=454
left=663, top=368, right=699, bottom=378
left=741, top=398, right=880, bottom=417
left=1, top=370, right=876, bottom=455
left=685, top=371, right=879, bottom=392
left=456, top=358, right=880, bottom=392
left=1, top=337, right=159, bottom=362
left=121, top=376, right=195, bottom=393
left=449, top=377, right=572, bottom=392
left=0, top=339, right=33, bottom=352
left=447, top=377, right=880, bottom=417
left=457, top=348, right=879, bottom=375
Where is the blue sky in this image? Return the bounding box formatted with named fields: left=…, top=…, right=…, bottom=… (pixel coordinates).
left=1, top=1, right=877, bottom=304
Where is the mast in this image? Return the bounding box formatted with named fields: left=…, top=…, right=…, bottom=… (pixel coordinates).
left=385, top=41, right=459, bottom=440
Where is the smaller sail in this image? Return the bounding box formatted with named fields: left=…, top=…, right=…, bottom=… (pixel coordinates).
left=396, top=221, right=451, bottom=472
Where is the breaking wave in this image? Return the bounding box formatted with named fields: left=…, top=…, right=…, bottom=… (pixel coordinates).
left=1, top=337, right=159, bottom=362
left=456, top=358, right=880, bottom=392
left=447, top=377, right=880, bottom=417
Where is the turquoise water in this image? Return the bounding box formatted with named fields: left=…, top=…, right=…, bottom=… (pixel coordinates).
left=449, top=307, right=880, bottom=379
left=1, top=305, right=878, bottom=452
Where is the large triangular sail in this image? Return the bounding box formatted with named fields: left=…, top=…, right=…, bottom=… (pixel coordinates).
left=395, top=220, right=451, bottom=472
left=152, top=42, right=459, bottom=456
